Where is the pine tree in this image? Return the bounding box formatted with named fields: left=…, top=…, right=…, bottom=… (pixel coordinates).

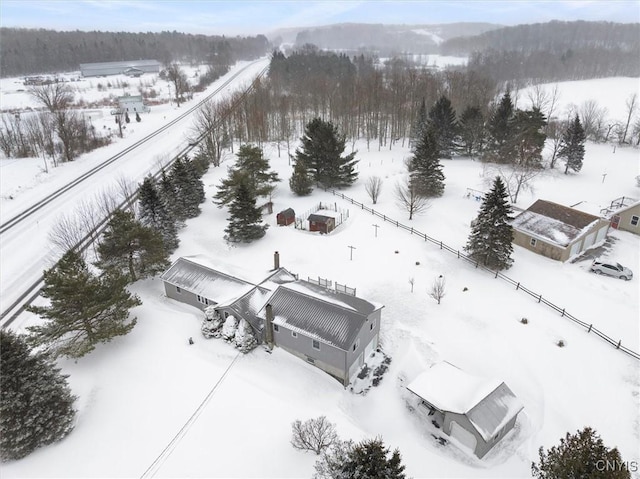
left=293, top=118, right=358, bottom=188
left=169, top=157, right=204, bottom=219
left=410, top=98, right=428, bottom=147
left=0, top=330, right=76, bottom=461
left=409, top=127, right=445, bottom=197
left=484, top=91, right=515, bottom=163
left=158, top=169, right=180, bottom=222
left=289, top=156, right=314, bottom=196
left=465, top=177, right=514, bottom=270
left=224, top=180, right=268, bottom=242
left=96, top=209, right=169, bottom=282
left=27, top=251, right=140, bottom=358
left=340, top=438, right=406, bottom=479
left=137, top=176, right=179, bottom=253
left=458, top=105, right=485, bottom=157
left=511, top=107, right=547, bottom=168
left=532, top=427, right=630, bottom=479
left=559, top=114, right=586, bottom=174
left=428, top=95, right=458, bottom=159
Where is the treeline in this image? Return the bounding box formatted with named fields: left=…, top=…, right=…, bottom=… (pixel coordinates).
left=441, top=21, right=640, bottom=82
left=0, top=28, right=271, bottom=77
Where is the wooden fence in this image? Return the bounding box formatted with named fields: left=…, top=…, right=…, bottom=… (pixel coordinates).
left=323, top=187, right=640, bottom=361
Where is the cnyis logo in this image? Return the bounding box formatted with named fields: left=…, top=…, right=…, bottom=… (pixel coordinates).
left=595, top=460, right=638, bottom=473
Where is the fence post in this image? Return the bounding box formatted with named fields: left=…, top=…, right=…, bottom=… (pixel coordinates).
left=495, top=270, right=499, bottom=278
left=411, top=227, right=413, bottom=234
left=538, top=294, right=542, bottom=303
left=616, top=340, right=621, bottom=349
left=588, top=324, right=592, bottom=333
left=516, top=282, right=520, bottom=290
left=440, top=241, right=443, bottom=249
left=396, top=220, right=398, bottom=227
left=561, top=308, right=565, bottom=317
left=457, top=250, right=460, bottom=258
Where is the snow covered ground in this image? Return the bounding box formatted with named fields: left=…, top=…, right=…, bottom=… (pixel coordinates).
left=1, top=72, right=639, bottom=478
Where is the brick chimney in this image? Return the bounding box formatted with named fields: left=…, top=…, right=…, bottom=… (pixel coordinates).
left=274, top=251, right=280, bottom=270
left=264, top=304, right=274, bottom=349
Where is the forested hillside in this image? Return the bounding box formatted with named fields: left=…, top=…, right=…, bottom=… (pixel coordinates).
left=0, top=29, right=271, bottom=77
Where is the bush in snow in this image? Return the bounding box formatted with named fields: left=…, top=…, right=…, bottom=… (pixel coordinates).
left=221, top=314, right=238, bottom=342
left=291, top=416, right=338, bottom=455
left=234, top=319, right=258, bottom=353
left=201, top=306, right=223, bottom=339
left=0, top=330, right=76, bottom=462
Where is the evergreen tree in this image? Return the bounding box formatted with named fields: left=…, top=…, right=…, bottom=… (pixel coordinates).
left=158, top=169, right=180, bottom=222
left=0, top=330, right=76, bottom=462
left=458, top=105, right=485, bottom=157
left=410, top=98, right=428, bottom=147
left=559, top=114, right=586, bottom=174
left=169, top=157, right=204, bottom=219
left=292, top=118, right=358, bottom=188
left=409, top=127, right=445, bottom=197
left=340, top=438, right=406, bottom=479
left=214, top=145, right=279, bottom=207
left=465, top=177, right=514, bottom=270
left=511, top=107, right=547, bottom=168
left=484, top=91, right=515, bottom=163
left=428, top=95, right=458, bottom=159
left=224, top=179, right=268, bottom=242
left=289, top=156, right=314, bottom=196
left=532, top=427, right=630, bottom=479
left=27, top=251, right=140, bottom=358
left=96, top=209, right=169, bottom=282
left=137, top=176, right=179, bottom=253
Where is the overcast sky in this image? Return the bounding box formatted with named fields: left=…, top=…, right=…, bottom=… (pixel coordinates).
left=1, top=1, right=638, bottom=36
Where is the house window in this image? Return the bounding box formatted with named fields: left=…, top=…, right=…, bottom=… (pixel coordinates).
left=530, top=238, right=537, bottom=247
left=273, top=324, right=279, bottom=332
left=306, top=356, right=315, bottom=364
left=370, top=318, right=375, bottom=331
left=176, top=286, right=182, bottom=294
left=291, top=331, right=297, bottom=338
left=224, top=312, right=229, bottom=319
left=352, top=339, right=360, bottom=352
left=197, top=295, right=208, bottom=305
left=312, top=339, right=320, bottom=350
left=631, top=215, right=639, bottom=227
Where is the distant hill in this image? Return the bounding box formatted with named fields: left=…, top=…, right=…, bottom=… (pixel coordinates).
left=268, top=22, right=502, bottom=55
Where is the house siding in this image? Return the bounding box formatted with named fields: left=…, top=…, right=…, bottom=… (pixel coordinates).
left=163, top=282, right=211, bottom=311
left=617, top=204, right=640, bottom=235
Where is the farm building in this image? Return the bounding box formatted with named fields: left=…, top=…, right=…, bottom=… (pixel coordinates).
left=277, top=208, right=295, bottom=226
left=308, top=213, right=336, bottom=234
left=511, top=199, right=610, bottom=262
left=80, top=59, right=161, bottom=77
left=161, top=253, right=383, bottom=386
left=601, top=197, right=640, bottom=236
left=406, top=362, right=523, bottom=459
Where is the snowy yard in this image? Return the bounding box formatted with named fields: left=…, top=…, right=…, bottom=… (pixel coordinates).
left=1, top=74, right=639, bottom=477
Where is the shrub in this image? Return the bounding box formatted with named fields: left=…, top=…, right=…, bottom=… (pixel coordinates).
left=291, top=416, right=338, bottom=455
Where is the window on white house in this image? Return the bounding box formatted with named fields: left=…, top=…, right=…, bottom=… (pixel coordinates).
left=273, top=324, right=279, bottom=332
left=530, top=238, right=537, bottom=247
left=197, top=295, right=208, bottom=305
left=631, top=215, right=639, bottom=227
left=176, top=286, right=182, bottom=294
left=370, top=319, right=375, bottom=331
left=312, top=339, right=320, bottom=350
left=291, top=331, right=297, bottom=338
left=352, top=339, right=359, bottom=352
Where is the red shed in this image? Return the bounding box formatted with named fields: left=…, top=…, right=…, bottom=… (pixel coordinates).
left=308, top=213, right=336, bottom=234
left=277, top=208, right=295, bottom=226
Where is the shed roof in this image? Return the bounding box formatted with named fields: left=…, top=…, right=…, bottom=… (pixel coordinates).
left=257, top=280, right=381, bottom=350
left=278, top=208, right=295, bottom=217
left=80, top=59, right=160, bottom=69
left=511, top=199, right=600, bottom=246
left=308, top=213, right=334, bottom=222
left=406, top=362, right=523, bottom=442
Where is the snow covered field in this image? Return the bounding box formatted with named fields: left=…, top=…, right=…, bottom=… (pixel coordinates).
left=1, top=72, right=639, bottom=478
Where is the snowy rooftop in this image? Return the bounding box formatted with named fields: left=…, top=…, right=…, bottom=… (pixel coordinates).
left=407, top=362, right=523, bottom=442
left=511, top=199, right=601, bottom=246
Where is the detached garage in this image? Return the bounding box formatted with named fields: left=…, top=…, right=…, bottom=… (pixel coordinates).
left=407, top=362, right=523, bottom=459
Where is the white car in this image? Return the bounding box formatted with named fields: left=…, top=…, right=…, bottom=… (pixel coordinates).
left=590, top=261, right=633, bottom=280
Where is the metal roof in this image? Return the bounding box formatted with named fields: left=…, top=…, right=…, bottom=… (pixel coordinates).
left=278, top=208, right=295, bottom=217
left=257, top=281, right=381, bottom=350
left=80, top=60, right=160, bottom=69
left=308, top=213, right=334, bottom=222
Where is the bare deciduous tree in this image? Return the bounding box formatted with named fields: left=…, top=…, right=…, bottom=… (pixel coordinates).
left=620, top=93, right=638, bottom=145
left=291, top=416, right=338, bottom=455
left=48, top=211, right=87, bottom=257
left=165, top=64, right=190, bottom=107
left=483, top=163, right=542, bottom=204
left=395, top=179, right=430, bottom=220
left=28, top=82, right=74, bottom=113
left=365, top=176, right=383, bottom=204
left=429, top=275, right=446, bottom=305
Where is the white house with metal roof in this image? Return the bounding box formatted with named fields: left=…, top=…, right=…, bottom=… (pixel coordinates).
left=407, top=362, right=523, bottom=459
left=160, top=253, right=384, bottom=386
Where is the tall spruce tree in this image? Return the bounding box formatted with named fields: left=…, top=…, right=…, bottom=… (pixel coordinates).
left=465, top=177, right=514, bottom=270
left=410, top=98, right=428, bottom=147
left=409, top=127, right=445, bottom=197
left=169, top=157, right=205, bottom=219
left=428, top=95, right=458, bottom=159
left=459, top=105, right=485, bottom=157
left=137, top=176, right=179, bottom=253
left=27, top=251, right=140, bottom=358
left=289, top=156, right=314, bottom=196
left=340, top=438, right=406, bottom=479
left=1, top=330, right=76, bottom=461
left=158, top=169, right=180, bottom=222
left=96, top=209, right=169, bottom=282
left=292, top=118, right=358, bottom=188
left=484, top=91, right=515, bottom=163
left=225, top=179, right=268, bottom=242
left=559, top=114, right=586, bottom=174
left=511, top=107, right=547, bottom=168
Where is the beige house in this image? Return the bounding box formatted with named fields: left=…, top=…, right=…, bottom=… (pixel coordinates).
left=511, top=200, right=610, bottom=262
left=601, top=197, right=640, bottom=236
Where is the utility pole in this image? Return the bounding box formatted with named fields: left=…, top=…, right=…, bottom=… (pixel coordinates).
left=348, top=245, right=356, bottom=261
left=372, top=224, right=380, bottom=237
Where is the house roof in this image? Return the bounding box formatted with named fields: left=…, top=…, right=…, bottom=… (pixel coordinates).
left=406, top=362, right=523, bottom=442
left=217, top=286, right=272, bottom=333
left=308, top=213, right=333, bottom=222
left=511, top=199, right=601, bottom=247
left=257, top=280, right=382, bottom=350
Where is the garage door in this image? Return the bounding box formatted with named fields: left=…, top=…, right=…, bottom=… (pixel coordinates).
left=450, top=421, right=477, bottom=454
left=569, top=240, right=582, bottom=258
left=595, top=226, right=608, bottom=243
left=364, top=335, right=378, bottom=359
left=583, top=231, right=596, bottom=250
